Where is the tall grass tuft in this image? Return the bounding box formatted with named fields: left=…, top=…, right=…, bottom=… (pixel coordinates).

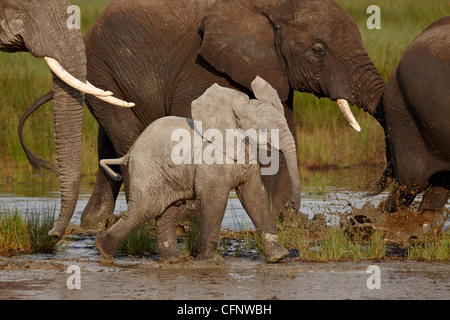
left=0, top=210, right=31, bottom=256
left=0, top=206, right=67, bottom=256
left=407, top=233, right=450, bottom=262
left=117, top=221, right=158, bottom=257
left=184, top=214, right=202, bottom=256
left=25, top=206, right=63, bottom=254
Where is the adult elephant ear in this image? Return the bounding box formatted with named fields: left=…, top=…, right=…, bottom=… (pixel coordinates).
left=191, top=83, right=249, bottom=161
left=198, top=0, right=290, bottom=102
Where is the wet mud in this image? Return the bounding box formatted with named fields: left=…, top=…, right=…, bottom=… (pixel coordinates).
left=0, top=254, right=448, bottom=300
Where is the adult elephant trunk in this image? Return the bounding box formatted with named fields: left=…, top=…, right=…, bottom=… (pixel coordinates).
left=48, top=58, right=85, bottom=239
left=20, top=1, right=88, bottom=239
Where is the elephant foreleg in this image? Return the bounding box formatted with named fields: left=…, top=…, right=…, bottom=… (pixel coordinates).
left=384, top=184, right=418, bottom=213
left=81, top=126, right=122, bottom=230
left=197, top=189, right=229, bottom=261
left=419, top=186, right=450, bottom=212
left=236, top=171, right=289, bottom=263
left=156, top=204, right=187, bottom=262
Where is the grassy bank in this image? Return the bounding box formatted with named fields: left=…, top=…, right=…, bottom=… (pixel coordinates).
left=0, top=0, right=449, bottom=187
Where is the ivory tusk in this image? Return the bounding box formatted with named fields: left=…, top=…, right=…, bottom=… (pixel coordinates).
left=44, top=57, right=113, bottom=97
left=93, top=93, right=136, bottom=108
left=86, top=81, right=135, bottom=108
left=336, top=99, right=361, bottom=132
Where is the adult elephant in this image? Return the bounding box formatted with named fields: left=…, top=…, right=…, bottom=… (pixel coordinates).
left=1, top=0, right=131, bottom=239
left=22, top=0, right=386, bottom=229
left=371, top=17, right=450, bottom=215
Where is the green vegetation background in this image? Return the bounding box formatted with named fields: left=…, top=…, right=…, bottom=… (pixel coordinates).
left=0, top=0, right=448, bottom=189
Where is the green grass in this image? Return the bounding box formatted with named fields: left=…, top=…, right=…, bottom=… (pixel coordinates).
left=0, top=209, right=31, bottom=256
left=407, top=233, right=450, bottom=262
left=0, top=206, right=68, bottom=256
left=117, top=221, right=158, bottom=257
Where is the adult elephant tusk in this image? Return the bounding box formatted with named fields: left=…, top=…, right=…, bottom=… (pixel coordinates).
left=86, top=81, right=135, bottom=108
left=336, top=99, right=361, bottom=132
left=44, top=57, right=113, bottom=97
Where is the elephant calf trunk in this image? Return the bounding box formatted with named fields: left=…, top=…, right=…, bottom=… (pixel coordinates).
left=99, top=154, right=129, bottom=181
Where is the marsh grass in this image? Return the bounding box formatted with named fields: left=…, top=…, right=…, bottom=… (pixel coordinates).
left=184, top=214, right=202, bottom=256
left=117, top=221, right=158, bottom=257
left=0, top=209, right=31, bottom=256
left=0, top=206, right=68, bottom=256
left=407, top=233, right=450, bottom=262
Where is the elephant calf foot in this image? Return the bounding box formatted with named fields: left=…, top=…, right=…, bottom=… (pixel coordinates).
left=95, top=232, right=120, bottom=264
left=158, top=245, right=188, bottom=264
left=261, top=233, right=289, bottom=263
left=197, top=252, right=225, bottom=265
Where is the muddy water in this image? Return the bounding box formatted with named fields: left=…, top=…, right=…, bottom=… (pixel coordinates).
left=1, top=183, right=449, bottom=300
left=1, top=184, right=449, bottom=260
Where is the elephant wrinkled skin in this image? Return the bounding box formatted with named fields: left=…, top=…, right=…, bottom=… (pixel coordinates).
left=371, top=17, right=450, bottom=216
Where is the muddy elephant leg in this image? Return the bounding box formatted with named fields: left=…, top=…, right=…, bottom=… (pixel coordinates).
left=417, top=186, right=449, bottom=235
left=95, top=207, right=141, bottom=263
left=197, top=189, right=229, bottom=261
left=419, top=186, right=450, bottom=211
left=384, top=184, right=418, bottom=213
left=156, top=204, right=186, bottom=262
left=81, top=126, right=122, bottom=230
left=236, top=170, right=289, bottom=263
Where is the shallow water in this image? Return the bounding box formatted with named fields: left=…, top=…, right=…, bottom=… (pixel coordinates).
left=0, top=184, right=391, bottom=230
left=1, top=183, right=448, bottom=261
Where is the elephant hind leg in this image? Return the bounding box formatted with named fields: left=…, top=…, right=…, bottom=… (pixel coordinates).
left=96, top=200, right=167, bottom=264
left=81, top=126, right=122, bottom=230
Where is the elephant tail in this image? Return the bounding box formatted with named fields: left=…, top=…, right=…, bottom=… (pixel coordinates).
left=18, top=91, right=58, bottom=176
left=99, top=154, right=129, bottom=182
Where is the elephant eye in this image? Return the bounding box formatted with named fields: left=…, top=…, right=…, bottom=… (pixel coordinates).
left=309, top=43, right=326, bottom=60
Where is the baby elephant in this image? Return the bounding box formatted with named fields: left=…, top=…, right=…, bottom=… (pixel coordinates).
left=95, top=76, right=300, bottom=264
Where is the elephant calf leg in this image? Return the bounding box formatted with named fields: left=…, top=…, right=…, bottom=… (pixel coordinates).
left=197, top=191, right=229, bottom=261
left=95, top=211, right=140, bottom=264
left=157, top=205, right=186, bottom=262
left=236, top=173, right=289, bottom=263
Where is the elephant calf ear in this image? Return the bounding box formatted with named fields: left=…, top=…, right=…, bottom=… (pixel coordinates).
left=251, top=76, right=284, bottom=115
left=191, top=84, right=250, bottom=161
left=199, top=0, right=290, bottom=102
